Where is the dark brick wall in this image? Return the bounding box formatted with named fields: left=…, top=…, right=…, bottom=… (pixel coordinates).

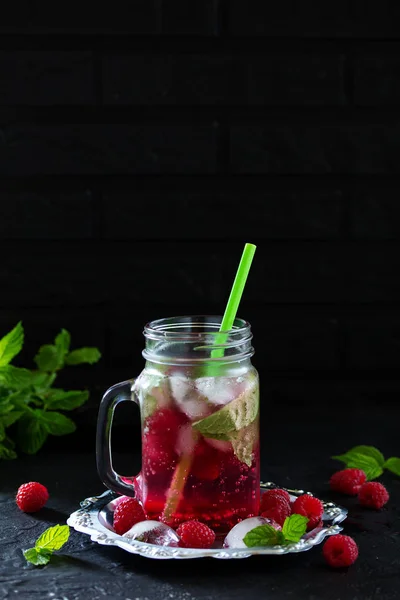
left=1, top=1, right=400, bottom=438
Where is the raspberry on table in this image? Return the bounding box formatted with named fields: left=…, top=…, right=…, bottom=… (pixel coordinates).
left=292, top=494, right=324, bottom=530
left=176, top=520, right=216, bottom=549
left=358, top=481, right=389, bottom=509
left=323, top=534, right=358, bottom=568
left=16, top=482, right=49, bottom=513
left=260, top=496, right=291, bottom=526
left=113, top=497, right=146, bottom=535
left=330, top=468, right=367, bottom=495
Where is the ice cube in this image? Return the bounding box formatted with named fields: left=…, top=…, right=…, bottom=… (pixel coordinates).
left=122, top=520, right=180, bottom=547
left=136, top=373, right=171, bottom=409
left=223, top=517, right=281, bottom=549
left=195, top=377, right=246, bottom=406
left=170, top=375, right=209, bottom=420
left=175, top=423, right=197, bottom=456
left=205, top=438, right=232, bottom=453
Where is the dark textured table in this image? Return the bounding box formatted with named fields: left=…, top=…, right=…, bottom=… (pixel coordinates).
left=1, top=406, right=399, bottom=600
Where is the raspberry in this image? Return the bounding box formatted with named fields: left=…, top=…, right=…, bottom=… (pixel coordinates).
left=191, top=441, right=221, bottom=481
left=143, top=408, right=186, bottom=467
left=113, top=497, right=146, bottom=535
left=176, top=520, right=216, bottom=549
left=330, top=469, right=367, bottom=495
left=260, top=489, right=291, bottom=510
left=260, top=496, right=291, bottom=526
left=16, top=482, right=49, bottom=513
left=292, top=495, right=324, bottom=530
left=358, top=482, right=389, bottom=509
left=145, top=408, right=186, bottom=443
left=323, top=534, right=358, bottom=568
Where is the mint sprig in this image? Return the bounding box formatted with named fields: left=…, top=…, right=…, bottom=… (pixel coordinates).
left=23, top=525, right=70, bottom=566
left=383, top=457, right=400, bottom=477
left=332, top=445, right=400, bottom=480
left=244, top=514, right=309, bottom=548
left=0, top=322, right=101, bottom=459
left=192, top=382, right=259, bottom=466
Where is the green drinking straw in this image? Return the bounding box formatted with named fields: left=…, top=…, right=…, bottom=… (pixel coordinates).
left=161, top=242, right=257, bottom=524
left=211, top=242, right=257, bottom=360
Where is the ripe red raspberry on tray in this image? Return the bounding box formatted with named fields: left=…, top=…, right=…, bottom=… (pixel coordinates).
left=292, top=495, right=324, bottom=530
left=113, top=497, right=147, bottom=535
left=260, top=491, right=291, bottom=526
left=177, top=520, right=216, bottom=549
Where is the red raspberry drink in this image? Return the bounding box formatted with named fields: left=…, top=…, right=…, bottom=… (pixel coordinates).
left=135, top=364, right=260, bottom=533
left=97, top=316, right=261, bottom=535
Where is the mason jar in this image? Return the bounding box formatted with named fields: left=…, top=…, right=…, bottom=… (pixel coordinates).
left=97, top=315, right=260, bottom=533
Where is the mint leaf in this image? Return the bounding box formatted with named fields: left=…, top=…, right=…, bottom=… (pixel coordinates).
left=243, top=525, right=285, bottom=548
left=333, top=451, right=383, bottom=480
left=0, top=442, right=17, bottom=459
left=0, top=366, right=33, bottom=389
left=349, top=445, right=385, bottom=467
left=23, top=525, right=69, bottom=567
left=55, top=329, right=71, bottom=356
left=65, top=348, right=101, bottom=366
left=44, top=389, right=89, bottom=411
left=1, top=410, right=23, bottom=428
left=193, top=384, right=259, bottom=438
left=32, top=372, right=57, bottom=393
left=143, top=394, right=158, bottom=420
left=36, top=410, right=76, bottom=436
left=17, top=417, right=48, bottom=454
left=230, top=420, right=258, bottom=467
left=23, top=547, right=52, bottom=566
left=282, top=514, right=309, bottom=542
left=384, top=457, right=400, bottom=476
left=0, top=322, right=24, bottom=367
left=34, top=345, right=62, bottom=372
left=36, top=524, right=70, bottom=552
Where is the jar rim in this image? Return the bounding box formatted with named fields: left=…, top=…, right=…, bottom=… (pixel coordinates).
left=143, top=315, right=251, bottom=341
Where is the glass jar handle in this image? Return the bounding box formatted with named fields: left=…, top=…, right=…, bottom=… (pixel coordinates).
left=96, top=379, right=139, bottom=496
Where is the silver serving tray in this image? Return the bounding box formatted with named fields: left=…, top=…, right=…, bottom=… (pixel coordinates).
left=67, top=482, right=347, bottom=560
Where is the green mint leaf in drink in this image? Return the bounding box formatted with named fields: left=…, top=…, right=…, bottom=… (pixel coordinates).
left=35, top=410, right=77, bottom=436
left=332, top=451, right=383, bottom=481
left=44, top=389, right=89, bottom=411
left=35, top=524, right=70, bottom=552
left=23, top=547, right=52, bottom=566
left=192, top=383, right=259, bottom=438
left=54, top=329, right=71, bottom=356
left=230, top=421, right=258, bottom=467
left=282, top=514, right=309, bottom=543
left=243, top=525, right=285, bottom=548
left=17, top=417, right=48, bottom=454
left=34, top=344, right=62, bottom=372
left=142, top=394, right=158, bottom=420
left=65, top=347, right=101, bottom=366
left=0, top=366, right=33, bottom=389
left=0, top=321, right=24, bottom=367
left=384, top=457, right=400, bottom=476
